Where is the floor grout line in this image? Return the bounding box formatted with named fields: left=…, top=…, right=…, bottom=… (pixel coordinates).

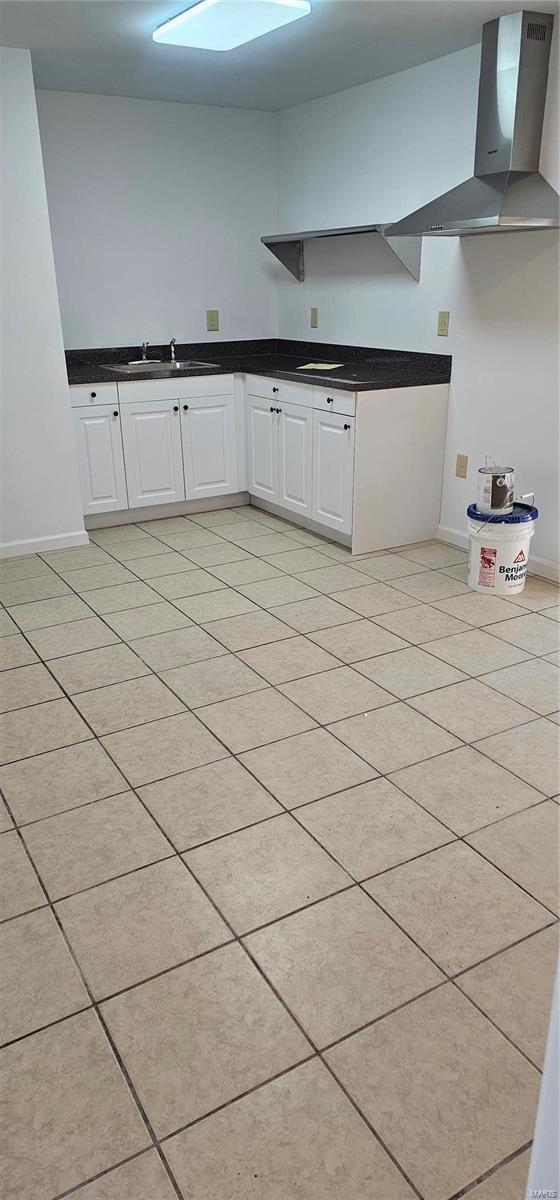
left=447, top=1141, right=534, bottom=1200
left=0, top=787, right=188, bottom=1200
left=1, top=513, right=558, bottom=1199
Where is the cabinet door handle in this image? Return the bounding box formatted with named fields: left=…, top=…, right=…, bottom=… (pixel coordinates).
left=344, top=423, right=351, bottom=431
left=112, top=410, right=119, bottom=418
left=91, top=392, right=97, bottom=399
left=326, top=397, right=334, bottom=404
left=270, top=406, right=275, bottom=413
left=183, top=404, right=189, bottom=411
left=276, top=407, right=282, bottom=414
left=272, top=386, right=279, bottom=393
left=173, top=405, right=179, bottom=413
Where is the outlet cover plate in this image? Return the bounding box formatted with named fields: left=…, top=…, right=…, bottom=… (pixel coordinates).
left=456, top=453, right=468, bottom=479
left=438, top=310, right=450, bottom=337
left=206, top=309, right=219, bottom=332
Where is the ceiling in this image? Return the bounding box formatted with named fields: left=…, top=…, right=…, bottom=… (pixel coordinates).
left=0, top=0, right=557, bottom=110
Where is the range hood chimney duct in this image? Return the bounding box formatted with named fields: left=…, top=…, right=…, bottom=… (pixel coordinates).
left=388, top=10, right=559, bottom=236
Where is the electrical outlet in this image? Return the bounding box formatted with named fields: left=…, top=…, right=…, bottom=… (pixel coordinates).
left=206, top=309, right=219, bottom=332
left=456, top=453, right=468, bottom=479
left=437, top=310, right=450, bottom=337
left=310, top=306, right=319, bottom=329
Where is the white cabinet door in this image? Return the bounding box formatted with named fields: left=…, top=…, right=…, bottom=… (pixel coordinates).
left=312, top=410, right=355, bottom=535
left=277, top=401, right=312, bottom=517
left=120, top=400, right=185, bottom=508
left=72, top=404, right=128, bottom=515
left=246, top=397, right=278, bottom=502
left=180, top=394, right=238, bottom=500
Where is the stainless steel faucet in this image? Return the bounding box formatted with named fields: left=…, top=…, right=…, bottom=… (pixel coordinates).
left=141, top=341, right=149, bottom=360
left=170, top=338, right=176, bottom=362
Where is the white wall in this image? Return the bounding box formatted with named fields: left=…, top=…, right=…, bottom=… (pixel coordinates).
left=0, top=48, right=86, bottom=557
left=36, top=90, right=278, bottom=349
left=276, top=43, right=560, bottom=570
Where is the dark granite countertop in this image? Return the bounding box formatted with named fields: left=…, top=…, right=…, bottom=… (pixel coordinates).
left=67, top=338, right=451, bottom=393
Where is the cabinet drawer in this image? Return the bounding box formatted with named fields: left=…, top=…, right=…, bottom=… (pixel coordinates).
left=70, top=382, right=118, bottom=408
left=312, top=387, right=355, bottom=417
left=118, top=374, right=234, bottom=403
left=246, top=376, right=313, bottom=408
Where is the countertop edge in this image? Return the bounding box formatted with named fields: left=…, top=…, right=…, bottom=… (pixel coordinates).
left=67, top=363, right=451, bottom=392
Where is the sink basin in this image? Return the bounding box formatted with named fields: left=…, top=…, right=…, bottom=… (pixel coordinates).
left=104, top=360, right=219, bottom=374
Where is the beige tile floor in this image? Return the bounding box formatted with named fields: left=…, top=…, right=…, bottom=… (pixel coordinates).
left=0, top=504, right=558, bottom=1200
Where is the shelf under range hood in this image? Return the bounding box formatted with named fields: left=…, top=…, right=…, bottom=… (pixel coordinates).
left=261, top=224, right=422, bottom=282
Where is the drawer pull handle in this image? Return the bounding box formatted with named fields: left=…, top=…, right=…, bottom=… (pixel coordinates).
left=112, top=410, right=119, bottom=418
left=173, top=405, right=179, bottom=413
left=183, top=404, right=189, bottom=411
left=272, top=386, right=279, bottom=393
left=326, top=397, right=334, bottom=404
left=344, top=423, right=351, bottom=431
left=91, top=392, right=97, bottom=399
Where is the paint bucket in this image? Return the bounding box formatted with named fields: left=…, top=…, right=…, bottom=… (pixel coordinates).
left=476, top=466, right=515, bottom=515
left=467, top=502, right=538, bottom=595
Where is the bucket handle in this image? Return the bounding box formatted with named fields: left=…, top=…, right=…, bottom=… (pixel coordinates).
left=518, top=492, right=535, bottom=506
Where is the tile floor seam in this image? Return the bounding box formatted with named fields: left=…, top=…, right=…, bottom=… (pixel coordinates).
left=154, top=1054, right=318, bottom=1145
left=0, top=1001, right=94, bottom=1052
left=11, top=548, right=553, bottom=699
left=446, top=1141, right=534, bottom=1200
left=356, top=872, right=557, bottom=996
left=5, top=518, right=557, bottom=1200
left=8, top=613, right=411, bottom=1185
left=449, top=921, right=560, bottom=984
left=325, top=689, right=545, bottom=774
left=382, top=763, right=553, bottom=837
left=27, top=608, right=446, bottom=1200
left=0, top=899, right=49, bottom=926
left=0, top=932, right=239, bottom=1040
left=452, top=978, right=549, bottom=1075
left=457, top=837, right=559, bottom=921
left=0, top=633, right=554, bottom=902
left=313, top=979, right=450, bottom=1055
left=50, top=1147, right=161, bottom=1200
left=316, top=1053, right=426, bottom=1200
left=0, top=786, right=187, bottom=1200
left=1, top=623, right=552, bottom=861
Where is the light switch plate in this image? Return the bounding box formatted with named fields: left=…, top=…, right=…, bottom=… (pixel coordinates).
left=456, top=453, right=468, bottom=479
left=206, top=309, right=219, bottom=332
left=310, top=306, right=319, bottom=329
left=437, top=310, right=450, bottom=337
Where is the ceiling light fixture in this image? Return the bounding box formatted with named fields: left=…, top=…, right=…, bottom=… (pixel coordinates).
left=153, top=0, right=311, bottom=51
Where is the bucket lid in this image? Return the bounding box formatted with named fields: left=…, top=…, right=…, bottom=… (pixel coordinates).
left=467, top=502, right=538, bottom=524
left=477, top=466, right=514, bottom=475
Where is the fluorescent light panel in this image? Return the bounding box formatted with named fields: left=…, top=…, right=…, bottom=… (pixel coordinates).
left=153, top=0, right=311, bottom=51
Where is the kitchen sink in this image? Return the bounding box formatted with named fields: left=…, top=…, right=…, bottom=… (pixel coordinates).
left=103, top=360, right=219, bottom=374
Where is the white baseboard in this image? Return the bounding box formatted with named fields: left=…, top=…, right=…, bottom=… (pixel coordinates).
left=250, top=497, right=351, bottom=546
left=85, top=493, right=250, bottom=530
left=438, top=523, right=559, bottom=583
left=0, top=529, right=89, bottom=559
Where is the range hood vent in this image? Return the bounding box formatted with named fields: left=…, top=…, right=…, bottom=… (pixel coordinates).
left=261, top=225, right=422, bottom=281
left=388, top=10, right=559, bottom=237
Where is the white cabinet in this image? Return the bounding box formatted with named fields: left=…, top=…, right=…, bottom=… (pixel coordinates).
left=120, top=400, right=185, bottom=508
left=312, top=410, right=355, bottom=535
left=246, top=396, right=278, bottom=502
left=277, top=401, right=312, bottom=517
left=180, top=394, right=238, bottom=500
left=246, top=396, right=313, bottom=518
left=72, top=404, right=128, bottom=515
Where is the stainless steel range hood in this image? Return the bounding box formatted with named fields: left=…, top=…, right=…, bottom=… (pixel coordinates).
left=388, top=10, right=559, bottom=237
